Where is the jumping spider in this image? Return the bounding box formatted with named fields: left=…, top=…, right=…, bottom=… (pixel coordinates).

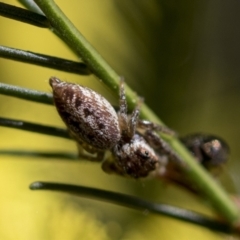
left=49, top=77, right=179, bottom=178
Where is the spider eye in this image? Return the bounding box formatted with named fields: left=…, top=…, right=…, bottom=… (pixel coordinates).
left=137, top=149, right=150, bottom=159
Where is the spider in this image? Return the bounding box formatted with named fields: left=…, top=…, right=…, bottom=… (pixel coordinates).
left=49, top=76, right=229, bottom=182
left=49, top=76, right=180, bottom=179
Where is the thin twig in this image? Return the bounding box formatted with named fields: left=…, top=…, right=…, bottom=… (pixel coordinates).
left=0, top=117, right=70, bottom=139
left=18, top=0, right=44, bottom=15
left=32, top=0, right=239, bottom=223
left=30, top=181, right=236, bottom=234
left=0, top=149, right=78, bottom=160
left=0, top=82, right=53, bottom=105
left=0, top=2, right=49, bottom=28
left=0, top=45, right=91, bottom=75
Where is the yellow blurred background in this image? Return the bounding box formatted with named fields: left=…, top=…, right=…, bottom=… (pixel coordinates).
left=1, top=0, right=240, bottom=239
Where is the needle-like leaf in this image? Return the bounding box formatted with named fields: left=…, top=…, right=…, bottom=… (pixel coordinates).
left=0, top=117, right=70, bottom=139
left=0, top=82, right=53, bottom=105
left=0, top=2, right=49, bottom=28
left=30, top=181, right=236, bottom=234
left=0, top=45, right=91, bottom=75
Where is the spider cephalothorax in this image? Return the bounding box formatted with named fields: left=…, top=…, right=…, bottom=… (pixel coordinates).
left=112, top=134, right=159, bottom=178
left=50, top=77, right=179, bottom=178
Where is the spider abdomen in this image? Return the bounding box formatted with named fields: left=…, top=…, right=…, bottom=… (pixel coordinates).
left=50, top=77, right=121, bottom=150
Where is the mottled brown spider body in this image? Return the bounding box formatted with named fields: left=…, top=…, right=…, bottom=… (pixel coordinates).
left=50, top=77, right=176, bottom=178
left=50, top=78, right=121, bottom=150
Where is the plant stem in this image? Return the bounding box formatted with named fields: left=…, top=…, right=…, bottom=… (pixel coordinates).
left=0, top=150, right=78, bottom=160
left=30, top=0, right=240, bottom=223
left=0, top=2, right=49, bottom=28
left=18, top=0, right=44, bottom=15
left=0, top=45, right=90, bottom=75
left=0, top=82, right=53, bottom=105
left=33, top=0, right=141, bottom=111
left=30, top=181, right=238, bottom=234
left=0, top=117, right=69, bottom=139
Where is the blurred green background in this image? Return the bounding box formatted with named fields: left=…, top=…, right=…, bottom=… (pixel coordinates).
left=0, top=0, right=240, bottom=239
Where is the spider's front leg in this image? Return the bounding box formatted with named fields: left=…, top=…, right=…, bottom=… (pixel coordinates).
left=137, top=119, right=176, bottom=136
left=136, top=115, right=181, bottom=166
left=142, top=129, right=183, bottom=166
left=101, top=156, right=127, bottom=177
left=117, top=77, right=129, bottom=136
left=118, top=77, right=143, bottom=139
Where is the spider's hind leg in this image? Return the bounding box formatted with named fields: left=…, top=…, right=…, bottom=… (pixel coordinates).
left=76, top=143, right=105, bottom=162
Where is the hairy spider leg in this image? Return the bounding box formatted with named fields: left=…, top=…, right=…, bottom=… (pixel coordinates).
left=76, top=139, right=105, bottom=162
left=118, top=77, right=129, bottom=137
left=143, top=130, right=183, bottom=166
left=127, top=97, right=143, bottom=138
left=137, top=119, right=176, bottom=136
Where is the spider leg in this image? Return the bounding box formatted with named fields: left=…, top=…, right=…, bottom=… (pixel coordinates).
left=143, top=130, right=183, bottom=165
left=101, top=158, right=126, bottom=176
left=76, top=143, right=105, bottom=162
left=117, top=77, right=143, bottom=139
left=66, top=128, right=105, bottom=162
left=128, top=97, right=143, bottom=138
left=118, top=77, right=128, bottom=135
left=137, top=119, right=176, bottom=136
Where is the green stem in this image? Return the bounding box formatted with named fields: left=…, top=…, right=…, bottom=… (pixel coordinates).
left=0, top=45, right=90, bottom=75
left=32, top=0, right=239, bottom=223
left=33, top=0, right=141, bottom=113
left=0, top=82, right=53, bottom=105
left=18, top=0, right=44, bottom=15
